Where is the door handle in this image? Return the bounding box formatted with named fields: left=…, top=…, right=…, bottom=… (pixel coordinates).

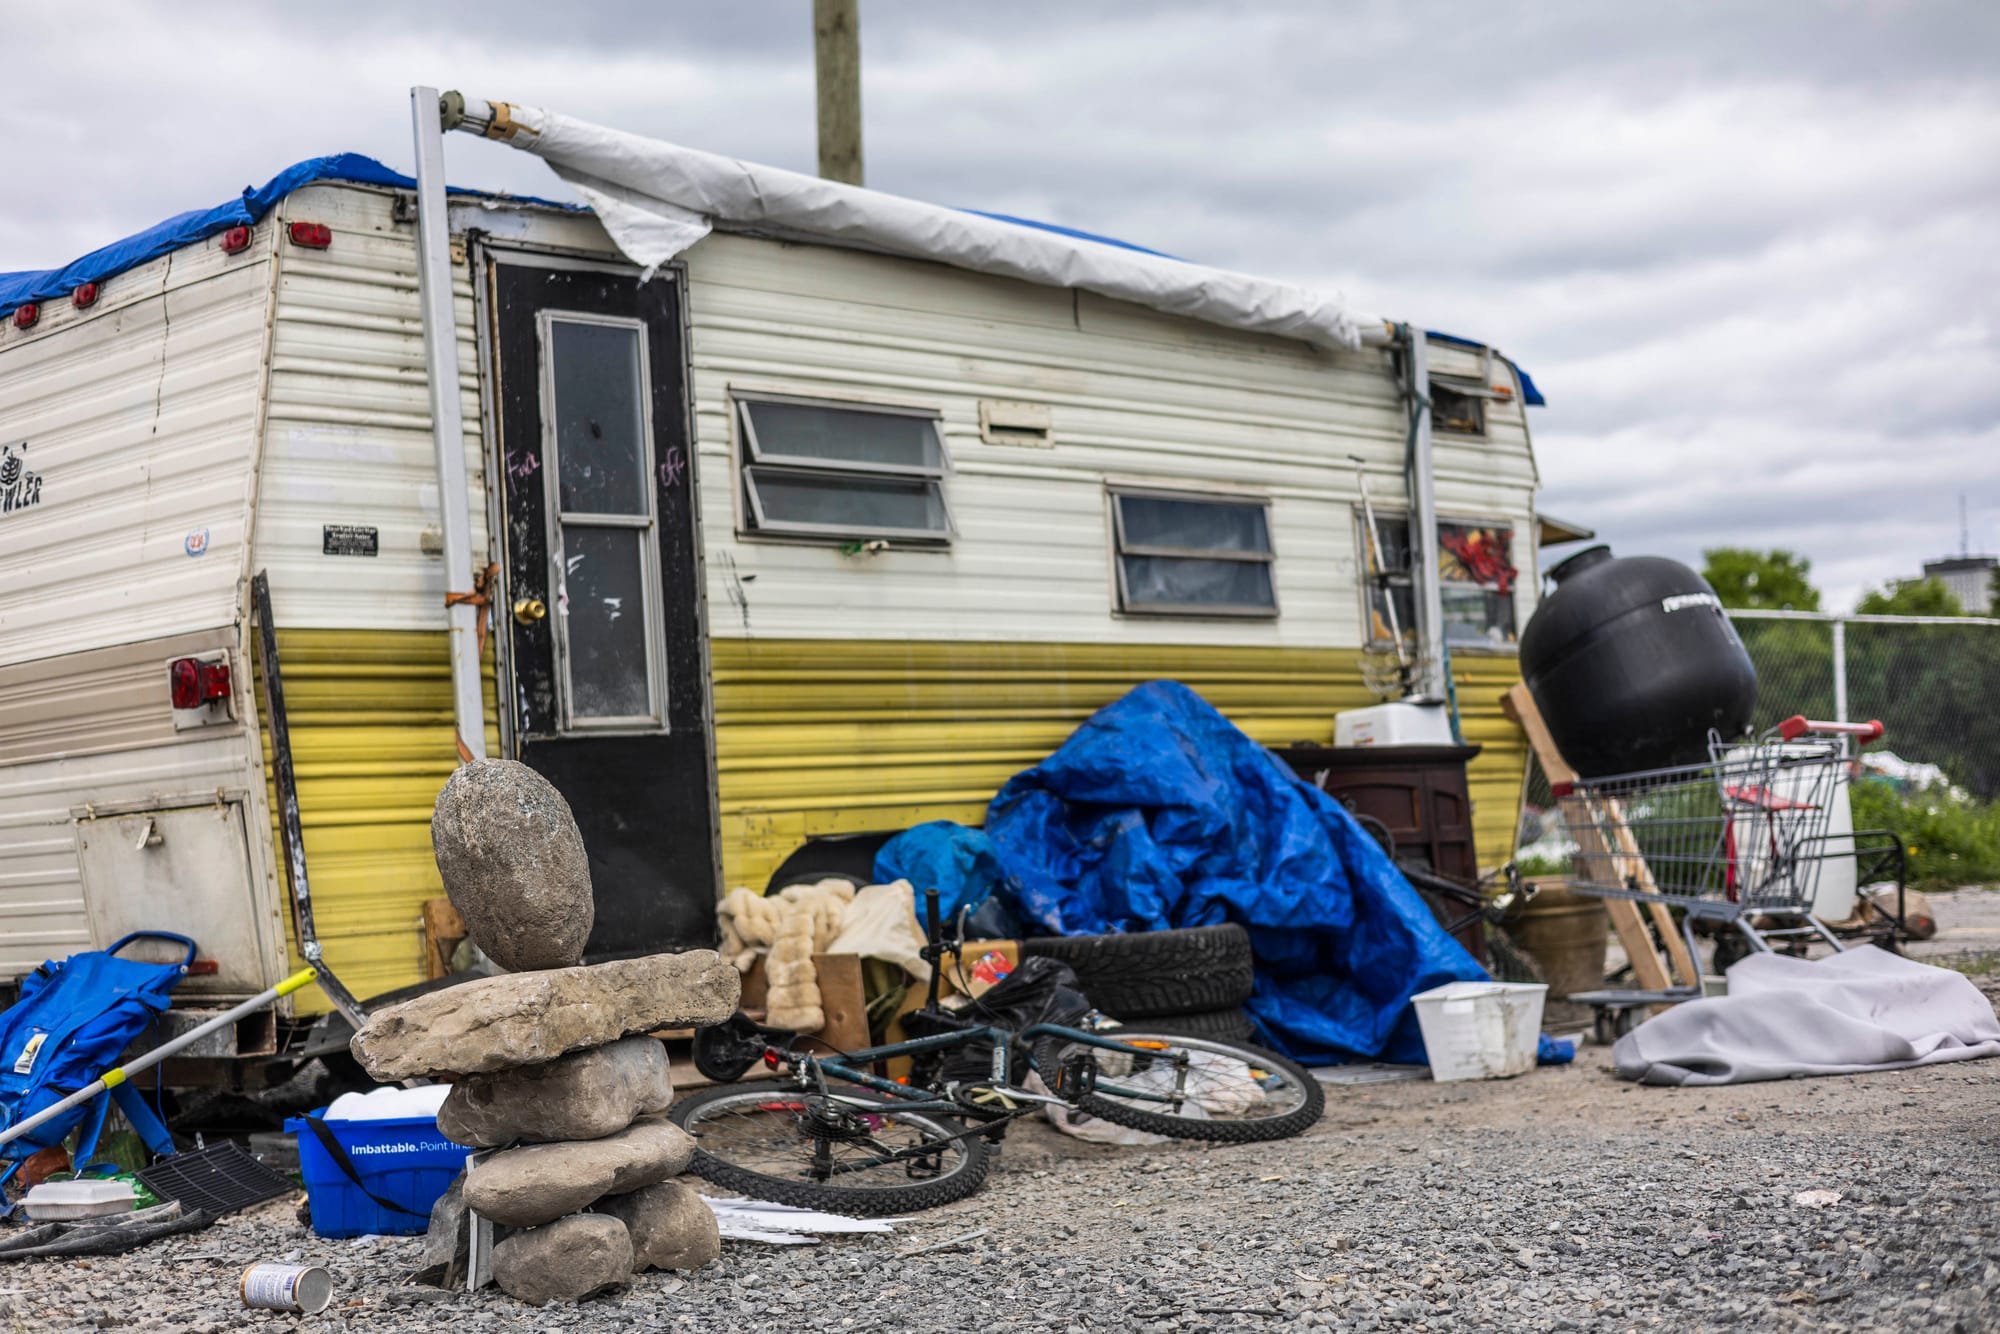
left=513, top=597, right=548, bottom=625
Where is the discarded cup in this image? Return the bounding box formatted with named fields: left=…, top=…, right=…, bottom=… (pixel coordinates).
left=241, top=1263, right=332, bottom=1315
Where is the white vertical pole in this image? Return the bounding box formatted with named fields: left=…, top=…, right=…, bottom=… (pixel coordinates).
left=411, top=85, right=487, bottom=761
left=1405, top=329, right=1447, bottom=701
left=1832, top=617, right=1849, bottom=724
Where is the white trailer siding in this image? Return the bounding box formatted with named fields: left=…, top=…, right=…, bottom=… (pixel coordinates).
left=680, top=233, right=1540, bottom=648
left=0, top=239, right=276, bottom=668
left=253, top=183, right=489, bottom=629
left=0, top=628, right=280, bottom=989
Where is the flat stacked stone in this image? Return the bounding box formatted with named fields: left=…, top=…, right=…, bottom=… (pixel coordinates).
left=355, top=758, right=732, bottom=1306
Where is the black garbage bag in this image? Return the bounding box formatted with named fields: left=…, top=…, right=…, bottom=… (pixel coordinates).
left=900, top=956, right=1093, bottom=1085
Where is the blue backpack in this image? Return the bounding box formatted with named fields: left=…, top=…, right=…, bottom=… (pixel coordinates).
left=0, top=932, right=191, bottom=1194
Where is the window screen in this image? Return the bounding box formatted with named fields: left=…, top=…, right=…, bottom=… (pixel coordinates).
left=738, top=395, right=951, bottom=541
left=1111, top=491, right=1276, bottom=617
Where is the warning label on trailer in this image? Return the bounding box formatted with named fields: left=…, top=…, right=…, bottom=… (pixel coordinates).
left=322, top=524, right=379, bottom=557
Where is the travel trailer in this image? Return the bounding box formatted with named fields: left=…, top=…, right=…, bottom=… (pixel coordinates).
left=0, top=92, right=1550, bottom=1044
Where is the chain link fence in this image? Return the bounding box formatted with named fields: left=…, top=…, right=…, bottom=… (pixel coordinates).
left=1732, top=611, right=2000, bottom=800
left=1515, top=611, right=2000, bottom=863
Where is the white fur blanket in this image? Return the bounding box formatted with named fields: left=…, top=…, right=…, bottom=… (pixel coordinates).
left=717, top=879, right=929, bottom=1033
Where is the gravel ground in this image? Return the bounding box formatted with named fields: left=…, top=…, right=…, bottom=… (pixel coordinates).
left=7, top=974, right=1998, bottom=1334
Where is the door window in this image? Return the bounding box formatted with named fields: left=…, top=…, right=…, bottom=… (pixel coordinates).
left=540, top=313, right=666, bottom=730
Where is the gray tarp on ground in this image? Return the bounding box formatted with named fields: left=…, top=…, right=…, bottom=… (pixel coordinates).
left=1613, top=945, right=2000, bottom=1086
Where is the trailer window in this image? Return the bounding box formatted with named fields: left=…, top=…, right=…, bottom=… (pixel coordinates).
left=1110, top=490, right=1276, bottom=617
left=1430, top=377, right=1487, bottom=436
left=540, top=313, right=667, bottom=731
left=1360, top=513, right=1518, bottom=648
left=737, top=395, right=952, bottom=542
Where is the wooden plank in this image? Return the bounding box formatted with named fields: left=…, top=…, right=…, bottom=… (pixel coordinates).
left=1502, top=684, right=1676, bottom=993
left=421, top=898, right=467, bottom=981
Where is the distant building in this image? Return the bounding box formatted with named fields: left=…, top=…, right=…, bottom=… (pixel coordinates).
left=1922, top=555, right=1997, bottom=613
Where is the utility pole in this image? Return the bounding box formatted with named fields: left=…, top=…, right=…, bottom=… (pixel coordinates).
left=814, top=0, right=863, bottom=185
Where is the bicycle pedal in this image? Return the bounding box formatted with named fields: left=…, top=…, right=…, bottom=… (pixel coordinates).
left=1056, top=1051, right=1098, bottom=1097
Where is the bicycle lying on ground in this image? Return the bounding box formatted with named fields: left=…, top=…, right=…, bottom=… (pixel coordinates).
left=668, top=891, right=1324, bottom=1215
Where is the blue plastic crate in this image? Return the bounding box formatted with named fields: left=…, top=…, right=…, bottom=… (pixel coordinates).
left=286, top=1111, right=464, bottom=1238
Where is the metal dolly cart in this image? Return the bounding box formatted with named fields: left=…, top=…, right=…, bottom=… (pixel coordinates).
left=1556, top=715, right=1886, bottom=1043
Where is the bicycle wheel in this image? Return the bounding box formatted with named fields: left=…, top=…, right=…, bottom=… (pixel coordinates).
left=668, top=1084, right=989, bottom=1216
left=1032, top=1030, right=1323, bottom=1143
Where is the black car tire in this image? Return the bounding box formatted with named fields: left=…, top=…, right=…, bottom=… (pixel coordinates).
left=1020, top=923, right=1254, bottom=1017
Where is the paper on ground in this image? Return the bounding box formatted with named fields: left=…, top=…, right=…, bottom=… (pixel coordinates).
left=700, top=1195, right=903, bottom=1245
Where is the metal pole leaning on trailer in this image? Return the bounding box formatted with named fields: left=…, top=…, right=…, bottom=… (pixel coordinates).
left=0, top=970, right=321, bottom=1152
left=1400, top=326, right=1451, bottom=707
left=410, top=85, right=487, bottom=763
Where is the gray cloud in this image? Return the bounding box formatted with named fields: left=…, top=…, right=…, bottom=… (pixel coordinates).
left=5, top=1, right=1996, bottom=608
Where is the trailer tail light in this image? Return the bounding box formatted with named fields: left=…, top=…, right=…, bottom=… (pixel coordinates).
left=73, top=283, right=99, bottom=309
left=169, top=658, right=232, bottom=710
left=288, top=221, right=332, bottom=249
left=219, top=226, right=253, bottom=255
left=12, top=304, right=38, bottom=330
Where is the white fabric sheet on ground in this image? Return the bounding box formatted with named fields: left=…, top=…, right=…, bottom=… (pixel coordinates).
left=1613, top=945, right=2000, bottom=1086
left=486, top=103, right=1374, bottom=351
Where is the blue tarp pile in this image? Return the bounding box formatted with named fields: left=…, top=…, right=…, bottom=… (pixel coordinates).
left=879, top=681, right=1487, bottom=1065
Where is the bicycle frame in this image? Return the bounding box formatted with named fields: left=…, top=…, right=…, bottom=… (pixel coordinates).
left=759, top=1021, right=1198, bottom=1120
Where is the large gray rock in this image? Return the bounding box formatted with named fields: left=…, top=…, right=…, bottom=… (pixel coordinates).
left=438, top=1035, right=674, bottom=1149
left=432, top=759, right=594, bottom=973
left=491, top=1213, right=632, bottom=1306
left=594, top=1180, right=720, bottom=1273
left=462, top=1117, right=697, bottom=1227
left=349, top=951, right=739, bottom=1081
left=416, top=1171, right=468, bottom=1287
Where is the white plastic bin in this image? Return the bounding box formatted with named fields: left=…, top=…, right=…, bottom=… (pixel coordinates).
left=1411, top=981, right=1548, bottom=1081
left=1333, top=701, right=1455, bottom=748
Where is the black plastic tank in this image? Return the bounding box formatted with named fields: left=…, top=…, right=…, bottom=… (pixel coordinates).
left=1519, top=546, right=1756, bottom=777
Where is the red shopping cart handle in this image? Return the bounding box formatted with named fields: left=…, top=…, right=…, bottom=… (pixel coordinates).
left=1777, top=715, right=1884, bottom=743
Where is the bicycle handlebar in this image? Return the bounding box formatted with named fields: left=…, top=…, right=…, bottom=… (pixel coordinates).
left=1778, top=716, right=1884, bottom=743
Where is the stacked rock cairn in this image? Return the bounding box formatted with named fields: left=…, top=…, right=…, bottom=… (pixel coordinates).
left=347, top=759, right=741, bottom=1306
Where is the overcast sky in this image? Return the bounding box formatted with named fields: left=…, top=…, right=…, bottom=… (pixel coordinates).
left=9, top=2, right=1996, bottom=610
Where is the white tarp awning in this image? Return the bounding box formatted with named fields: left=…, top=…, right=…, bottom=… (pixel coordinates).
left=462, top=100, right=1381, bottom=353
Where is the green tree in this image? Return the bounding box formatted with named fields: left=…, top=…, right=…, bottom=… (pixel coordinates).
left=1855, top=577, right=1965, bottom=616
left=1701, top=547, right=1821, bottom=611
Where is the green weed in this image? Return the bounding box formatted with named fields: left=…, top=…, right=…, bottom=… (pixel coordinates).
left=1849, top=779, right=2000, bottom=889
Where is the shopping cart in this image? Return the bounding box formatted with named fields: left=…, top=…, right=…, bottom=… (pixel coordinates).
left=1554, top=716, right=1884, bottom=1042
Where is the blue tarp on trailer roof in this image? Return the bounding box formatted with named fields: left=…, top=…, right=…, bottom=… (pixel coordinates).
left=0, top=153, right=578, bottom=318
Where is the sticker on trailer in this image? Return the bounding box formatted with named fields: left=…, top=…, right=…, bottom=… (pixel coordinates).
left=322, top=524, right=379, bottom=557
left=0, top=441, right=44, bottom=516
left=13, top=1030, right=47, bottom=1074
left=185, top=527, right=211, bottom=557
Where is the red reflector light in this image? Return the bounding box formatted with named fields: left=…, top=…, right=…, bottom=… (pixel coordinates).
left=186, top=960, right=220, bottom=976
left=169, top=658, right=232, bottom=709
left=12, top=304, right=38, bottom=330
left=288, top=221, right=332, bottom=249
left=219, top=226, right=253, bottom=255
left=73, top=283, right=99, bottom=309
